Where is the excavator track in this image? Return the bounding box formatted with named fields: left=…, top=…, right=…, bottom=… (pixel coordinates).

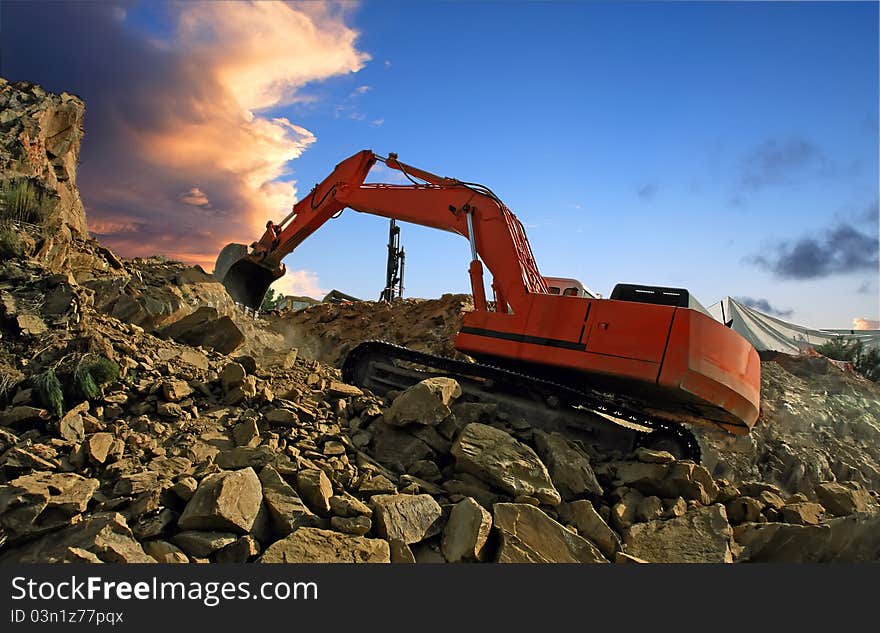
left=342, top=340, right=702, bottom=462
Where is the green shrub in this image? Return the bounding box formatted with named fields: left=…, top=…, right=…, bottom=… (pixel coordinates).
left=32, top=368, right=64, bottom=417
left=72, top=355, right=120, bottom=400
left=816, top=337, right=880, bottom=382
left=0, top=179, right=53, bottom=224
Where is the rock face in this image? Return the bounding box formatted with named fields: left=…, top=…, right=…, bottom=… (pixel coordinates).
left=0, top=79, right=87, bottom=271
left=452, top=423, right=561, bottom=505
left=178, top=468, right=263, bottom=534
left=623, top=505, right=733, bottom=563
left=259, top=528, right=390, bottom=563
left=259, top=465, right=318, bottom=537
left=371, top=494, right=443, bottom=544
left=493, top=503, right=607, bottom=563
left=385, top=377, right=461, bottom=427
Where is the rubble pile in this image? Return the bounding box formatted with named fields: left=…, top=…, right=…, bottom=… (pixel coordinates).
left=1, top=79, right=878, bottom=563
left=262, top=294, right=473, bottom=365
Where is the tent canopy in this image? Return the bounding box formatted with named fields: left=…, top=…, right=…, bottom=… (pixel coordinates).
left=707, top=297, right=880, bottom=354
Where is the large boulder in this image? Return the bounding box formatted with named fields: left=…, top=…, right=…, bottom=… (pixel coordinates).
left=385, top=377, right=461, bottom=427
left=0, top=513, right=153, bottom=563
left=259, top=465, right=319, bottom=537
left=441, top=497, right=492, bottom=562
left=558, top=499, right=621, bottom=560
left=814, top=481, right=874, bottom=517
left=493, top=503, right=607, bottom=563
left=533, top=430, right=602, bottom=499
left=371, top=494, right=443, bottom=544
left=623, top=504, right=733, bottom=563
left=259, top=528, right=390, bottom=563
left=178, top=468, right=263, bottom=534
left=734, top=512, right=880, bottom=562
left=451, top=423, right=561, bottom=505
left=0, top=471, right=99, bottom=540
left=158, top=306, right=244, bottom=354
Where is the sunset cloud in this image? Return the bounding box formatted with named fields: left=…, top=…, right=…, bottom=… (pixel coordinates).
left=3, top=1, right=368, bottom=272
left=853, top=318, right=880, bottom=331
left=271, top=269, right=327, bottom=300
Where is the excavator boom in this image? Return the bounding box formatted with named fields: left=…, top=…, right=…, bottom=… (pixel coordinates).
left=215, top=149, right=761, bottom=438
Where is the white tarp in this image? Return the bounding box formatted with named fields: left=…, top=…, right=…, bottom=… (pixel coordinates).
left=707, top=297, right=880, bottom=354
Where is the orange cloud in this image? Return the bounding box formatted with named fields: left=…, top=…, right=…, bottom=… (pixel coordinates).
left=180, top=188, right=210, bottom=206
left=853, top=318, right=880, bottom=330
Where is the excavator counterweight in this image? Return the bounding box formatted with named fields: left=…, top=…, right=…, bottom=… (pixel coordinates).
left=214, top=149, right=761, bottom=453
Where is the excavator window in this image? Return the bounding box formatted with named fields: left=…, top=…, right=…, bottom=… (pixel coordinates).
left=562, top=287, right=579, bottom=297
left=548, top=287, right=561, bottom=295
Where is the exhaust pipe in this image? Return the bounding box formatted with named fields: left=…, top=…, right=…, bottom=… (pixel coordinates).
left=214, top=243, right=284, bottom=310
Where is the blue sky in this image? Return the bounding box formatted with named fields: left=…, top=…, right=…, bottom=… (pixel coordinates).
left=270, top=1, right=879, bottom=327
left=3, top=1, right=877, bottom=328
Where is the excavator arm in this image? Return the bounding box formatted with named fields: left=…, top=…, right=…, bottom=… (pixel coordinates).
left=217, top=150, right=548, bottom=312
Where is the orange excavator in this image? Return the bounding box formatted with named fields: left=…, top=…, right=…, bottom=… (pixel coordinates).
left=216, top=150, right=761, bottom=460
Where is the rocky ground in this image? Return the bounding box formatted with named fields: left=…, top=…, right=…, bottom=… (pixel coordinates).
left=1, top=78, right=879, bottom=564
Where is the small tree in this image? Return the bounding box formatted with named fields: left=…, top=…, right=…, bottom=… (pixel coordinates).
left=261, top=287, right=283, bottom=311
left=816, top=336, right=880, bottom=382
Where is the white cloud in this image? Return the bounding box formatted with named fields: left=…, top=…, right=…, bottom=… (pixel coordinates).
left=271, top=269, right=326, bottom=299
left=853, top=318, right=880, bottom=330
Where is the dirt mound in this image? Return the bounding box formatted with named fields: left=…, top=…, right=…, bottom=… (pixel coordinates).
left=262, top=294, right=473, bottom=366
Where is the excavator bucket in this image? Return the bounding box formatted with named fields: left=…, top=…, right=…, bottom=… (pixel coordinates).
left=214, top=243, right=284, bottom=310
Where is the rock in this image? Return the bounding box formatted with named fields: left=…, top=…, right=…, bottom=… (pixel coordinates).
left=329, top=493, right=373, bottom=518
left=214, top=446, right=276, bottom=470
left=58, top=406, right=86, bottom=441
left=330, top=515, right=371, bottom=536
left=143, top=540, right=189, bottom=563
left=178, top=348, right=209, bottom=370
left=441, top=497, right=492, bottom=562
left=265, top=408, right=297, bottom=426
left=16, top=313, right=47, bottom=336
left=158, top=307, right=244, bottom=354
left=451, top=423, right=561, bottom=505
left=385, top=377, right=461, bottom=427
left=259, top=528, right=390, bottom=563
left=178, top=468, right=263, bottom=534
left=623, top=504, right=733, bottom=563
left=259, top=465, right=318, bottom=537
left=635, top=495, right=665, bottom=522
left=389, top=539, right=416, bottom=563
left=780, top=502, right=825, bottom=526
left=725, top=497, right=764, bottom=524
left=232, top=419, right=260, bottom=447
left=634, top=447, right=676, bottom=464
left=814, top=481, right=873, bottom=516
left=493, top=503, right=608, bottom=563
left=323, top=440, right=346, bottom=456
left=0, top=513, right=153, bottom=563
left=607, top=460, right=718, bottom=505
left=558, top=500, right=621, bottom=560
left=162, top=379, right=192, bottom=402
left=0, top=405, right=49, bottom=426
left=614, top=552, right=649, bottom=563
left=610, top=489, right=644, bottom=531
left=371, top=494, right=443, bottom=544
left=297, top=469, right=333, bottom=516
left=172, top=531, right=239, bottom=558
left=157, top=402, right=184, bottom=418
left=214, top=535, right=261, bottom=563
left=84, top=432, right=115, bottom=464
left=225, top=376, right=257, bottom=405
left=533, top=430, right=602, bottom=500
left=0, top=472, right=99, bottom=540
left=220, top=362, right=247, bottom=392
left=171, top=477, right=198, bottom=503
left=369, top=421, right=435, bottom=472
left=327, top=381, right=363, bottom=398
